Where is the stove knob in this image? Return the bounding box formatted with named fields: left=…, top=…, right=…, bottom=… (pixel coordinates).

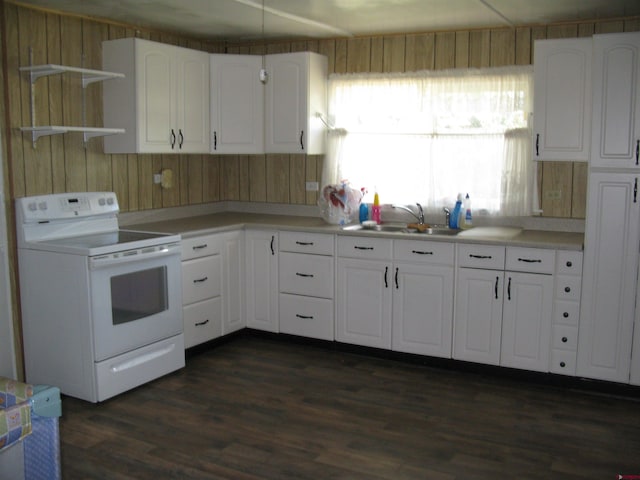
left=38, top=201, right=47, bottom=211
left=98, top=198, right=106, bottom=206
left=107, top=197, right=114, bottom=205
left=28, top=202, right=37, bottom=211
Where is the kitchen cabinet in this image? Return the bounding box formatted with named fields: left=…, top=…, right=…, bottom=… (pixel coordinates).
left=500, top=248, right=554, bottom=372
left=590, top=32, right=640, bottom=169
left=210, top=54, right=264, bottom=154
left=578, top=172, right=640, bottom=383
left=550, top=251, right=583, bottom=376
left=102, top=37, right=210, bottom=153
left=181, top=234, right=223, bottom=348
left=392, top=239, right=454, bottom=358
left=278, top=232, right=334, bottom=341
left=221, top=230, right=245, bottom=335
left=453, top=244, right=505, bottom=365
left=336, top=236, right=393, bottom=349
left=532, top=38, right=592, bottom=161
left=265, top=52, right=328, bottom=154
left=245, top=230, right=279, bottom=333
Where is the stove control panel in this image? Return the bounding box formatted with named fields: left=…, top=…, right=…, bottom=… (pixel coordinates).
left=17, top=192, right=119, bottom=223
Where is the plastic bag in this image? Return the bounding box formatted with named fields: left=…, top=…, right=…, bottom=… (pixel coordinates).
left=318, top=183, right=364, bottom=225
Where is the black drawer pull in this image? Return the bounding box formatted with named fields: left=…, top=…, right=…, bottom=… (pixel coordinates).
left=355, top=246, right=374, bottom=250
left=195, top=319, right=209, bottom=326
left=470, top=254, right=492, bottom=259
left=564, top=286, right=571, bottom=293
left=566, top=261, right=572, bottom=267
left=295, top=314, right=314, bottom=320
left=518, top=257, right=542, bottom=263
left=296, top=272, right=314, bottom=278
left=562, top=336, right=568, bottom=343
left=296, top=241, right=314, bottom=246
left=193, top=276, right=208, bottom=283
left=412, top=250, right=433, bottom=255
left=560, top=361, right=566, bottom=368
left=563, top=312, right=569, bottom=318
left=192, top=244, right=208, bottom=250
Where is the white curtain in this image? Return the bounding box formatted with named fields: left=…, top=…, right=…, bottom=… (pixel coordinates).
left=323, top=66, right=534, bottom=216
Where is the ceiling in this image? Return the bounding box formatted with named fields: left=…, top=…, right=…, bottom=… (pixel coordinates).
left=13, top=0, right=640, bottom=42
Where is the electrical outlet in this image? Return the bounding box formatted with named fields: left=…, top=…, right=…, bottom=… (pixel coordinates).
left=305, top=181, right=319, bottom=191
left=544, top=190, right=562, bottom=200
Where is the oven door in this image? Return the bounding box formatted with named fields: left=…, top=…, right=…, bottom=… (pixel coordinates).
left=89, top=243, right=183, bottom=362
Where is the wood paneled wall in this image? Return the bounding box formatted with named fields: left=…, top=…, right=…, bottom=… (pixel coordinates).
left=2, top=3, right=639, bottom=220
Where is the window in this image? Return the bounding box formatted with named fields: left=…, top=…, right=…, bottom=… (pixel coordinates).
left=323, top=66, right=534, bottom=216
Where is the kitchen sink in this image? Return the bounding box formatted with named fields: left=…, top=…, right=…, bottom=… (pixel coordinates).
left=342, top=223, right=459, bottom=236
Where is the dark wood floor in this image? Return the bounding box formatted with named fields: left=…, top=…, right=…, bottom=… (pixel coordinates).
left=60, top=334, right=640, bottom=479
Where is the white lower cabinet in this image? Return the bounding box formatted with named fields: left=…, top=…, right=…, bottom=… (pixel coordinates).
left=454, top=244, right=505, bottom=365
left=278, top=231, right=334, bottom=340
left=336, top=236, right=393, bottom=349
left=392, top=240, right=454, bottom=358
left=221, top=230, right=245, bottom=335
left=245, top=230, right=279, bottom=332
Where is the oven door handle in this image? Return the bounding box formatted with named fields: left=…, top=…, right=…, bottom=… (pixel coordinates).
left=89, top=243, right=181, bottom=270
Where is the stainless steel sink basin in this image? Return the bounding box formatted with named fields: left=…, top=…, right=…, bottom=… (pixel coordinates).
left=342, top=223, right=459, bottom=236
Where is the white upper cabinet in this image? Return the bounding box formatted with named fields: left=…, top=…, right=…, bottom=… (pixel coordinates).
left=590, top=32, right=640, bottom=169
left=210, top=54, right=264, bottom=154
left=103, top=38, right=210, bottom=154
left=532, top=38, right=592, bottom=162
left=265, top=52, right=328, bottom=154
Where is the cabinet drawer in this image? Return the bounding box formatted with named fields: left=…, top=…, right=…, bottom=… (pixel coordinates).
left=393, top=239, right=454, bottom=265
left=505, top=247, right=555, bottom=274
left=182, top=256, right=222, bottom=304
left=553, top=300, right=580, bottom=326
left=550, top=349, right=577, bottom=376
left=279, top=231, right=334, bottom=255
left=552, top=325, right=578, bottom=351
left=555, top=250, right=583, bottom=275
left=338, top=236, right=393, bottom=260
left=183, top=297, right=222, bottom=348
left=279, top=293, right=333, bottom=340
left=554, top=275, right=581, bottom=301
left=279, top=252, right=334, bottom=298
left=457, top=244, right=505, bottom=269
left=181, top=234, right=223, bottom=260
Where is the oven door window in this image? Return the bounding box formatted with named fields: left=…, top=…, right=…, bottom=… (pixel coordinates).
left=110, top=266, right=168, bottom=325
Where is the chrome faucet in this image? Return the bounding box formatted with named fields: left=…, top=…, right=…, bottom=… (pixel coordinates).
left=443, top=207, right=451, bottom=227
left=392, top=203, right=425, bottom=224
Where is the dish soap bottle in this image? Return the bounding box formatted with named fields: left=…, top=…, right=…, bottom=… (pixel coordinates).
left=461, top=193, right=472, bottom=229
left=450, top=193, right=463, bottom=229
left=371, top=189, right=381, bottom=224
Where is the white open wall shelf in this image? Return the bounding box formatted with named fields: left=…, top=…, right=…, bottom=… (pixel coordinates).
left=19, top=61, right=125, bottom=147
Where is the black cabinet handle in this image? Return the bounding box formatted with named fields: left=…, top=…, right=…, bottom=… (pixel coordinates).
left=395, top=267, right=399, bottom=289
left=270, top=235, right=275, bottom=255
left=384, top=266, right=388, bottom=288
left=535, top=133, right=540, bottom=156
left=562, top=337, right=568, bottom=343
left=178, top=129, right=184, bottom=148
left=170, top=129, right=176, bottom=149
left=560, top=361, right=566, bottom=368
left=300, top=130, right=304, bottom=150
left=214, top=131, right=217, bottom=150
left=295, top=272, right=314, bottom=278
left=296, top=241, right=314, bottom=246
left=192, top=244, right=208, bottom=250
left=563, top=312, right=569, bottom=318
left=566, top=261, right=572, bottom=267
left=355, top=246, right=374, bottom=250
left=518, top=257, right=542, bottom=263
left=195, top=319, right=209, bottom=326
left=494, top=276, right=499, bottom=299
left=412, top=250, right=433, bottom=255
left=193, top=276, right=208, bottom=283
left=296, top=314, right=314, bottom=320
left=470, top=254, right=492, bottom=259
left=564, top=286, right=571, bottom=293
left=635, top=178, right=638, bottom=203
left=636, top=139, right=639, bottom=165
left=507, top=277, right=512, bottom=300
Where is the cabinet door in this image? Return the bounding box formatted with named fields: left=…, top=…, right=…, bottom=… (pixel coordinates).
left=501, top=272, right=553, bottom=372
left=591, top=32, right=640, bottom=169
left=533, top=38, right=592, bottom=161
left=245, top=230, right=279, bottom=332
left=392, top=263, right=454, bottom=358
left=336, top=257, right=392, bottom=349
left=222, top=231, right=245, bottom=335
left=136, top=40, right=175, bottom=152
left=210, top=54, right=264, bottom=154
left=453, top=268, right=504, bottom=365
left=175, top=47, right=210, bottom=153
left=578, top=172, right=640, bottom=382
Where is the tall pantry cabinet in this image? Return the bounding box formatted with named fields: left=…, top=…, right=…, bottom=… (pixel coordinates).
left=578, top=32, right=640, bottom=384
